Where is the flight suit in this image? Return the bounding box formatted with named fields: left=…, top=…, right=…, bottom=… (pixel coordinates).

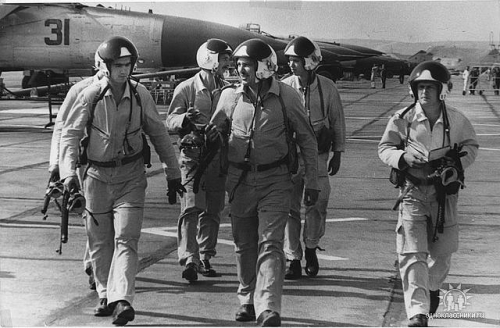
left=281, top=74, right=346, bottom=261
left=60, top=78, right=180, bottom=306
left=378, top=103, right=478, bottom=319
left=211, top=78, right=319, bottom=318
left=166, top=72, right=227, bottom=267
left=49, top=74, right=100, bottom=274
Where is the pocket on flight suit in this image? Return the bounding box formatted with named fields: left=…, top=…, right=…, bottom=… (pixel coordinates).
left=428, top=193, right=459, bottom=256
left=396, top=206, right=429, bottom=255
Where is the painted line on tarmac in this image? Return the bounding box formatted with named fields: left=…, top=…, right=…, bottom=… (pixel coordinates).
left=142, top=218, right=368, bottom=261
left=0, top=222, right=84, bottom=229
left=145, top=217, right=369, bottom=232
left=1, top=108, right=56, bottom=114
left=347, top=138, right=379, bottom=143
left=141, top=226, right=235, bottom=246
left=479, top=147, right=500, bottom=151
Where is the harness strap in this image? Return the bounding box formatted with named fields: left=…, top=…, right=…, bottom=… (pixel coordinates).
left=404, top=172, right=434, bottom=186
left=88, top=151, right=143, bottom=168
left=229, top=156, right=288, bottom=173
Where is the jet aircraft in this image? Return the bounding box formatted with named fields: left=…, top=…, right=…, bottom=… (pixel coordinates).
left=240, top=23, right=409, bottom=81
left=0, top=3, right=290, bottom=91
left=0, top=3, right=356, bottom=91
left=1, top=3, right=397, bottom=93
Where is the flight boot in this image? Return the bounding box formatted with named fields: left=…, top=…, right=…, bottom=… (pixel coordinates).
left=429, top=290, right=440, bottom=314
left=408, top=314, right=428, bottom=327
left=304, top=247, right=322, bottom=277
left=284, top=260, right=302, bottom=280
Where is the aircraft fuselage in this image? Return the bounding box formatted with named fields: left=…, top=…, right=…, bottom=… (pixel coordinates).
left=0, top=4, right=287, bottom=73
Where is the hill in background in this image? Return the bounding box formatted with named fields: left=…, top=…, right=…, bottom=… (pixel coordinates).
left=334, top=39, right=494, bottom=68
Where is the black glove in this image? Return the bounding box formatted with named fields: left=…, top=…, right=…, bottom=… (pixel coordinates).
left=304, top=188, right=320, bottom=206
left=204, top=123, right=220, bottom=144
left=167, top=178, right=186, bottom=204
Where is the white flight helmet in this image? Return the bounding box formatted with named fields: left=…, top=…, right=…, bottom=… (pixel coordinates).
left=409, top=61, right=451, bottom=101
left=196, top=38, right=233, bottom=72
left=233, top=38, right=277, bottom=81
left=284, top=36, right=322, bottom=71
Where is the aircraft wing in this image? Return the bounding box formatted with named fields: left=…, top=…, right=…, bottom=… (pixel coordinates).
left=316, top=41, right=376, bottom=61
left=132, top=67, right=200, bottom=80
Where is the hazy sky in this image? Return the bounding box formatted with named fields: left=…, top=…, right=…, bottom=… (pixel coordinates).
left=90, top=0, right=500, bottom=43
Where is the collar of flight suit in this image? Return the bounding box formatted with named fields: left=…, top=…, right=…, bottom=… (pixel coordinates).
left=193, top=71, right=210, bottom=92
left=234, top=77, right=281, bottom=100
left=415, top=102, right=444, bottom=126
left=100, top=77, right=133, bottom=102
left=295, top=74, right=320, bottom=97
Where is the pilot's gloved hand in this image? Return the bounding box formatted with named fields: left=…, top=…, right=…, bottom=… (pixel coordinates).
left=48, top=165, right=60, bottom=183
left=185, top=102, right=200, bottom=122
left=204, top=123, right=220, bottom=144
left=167, top=178, right=186, bottom=204
left=63, top=175, right=80, bottom=193
left=328, top=151, right=341, bottom=176
left=304, top=188, right=320, bottom=206
left=49, top=164, right=59, bottom=174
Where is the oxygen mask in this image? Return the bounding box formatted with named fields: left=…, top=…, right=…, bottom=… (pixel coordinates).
left=67, top=191, right=86, bottom=214
left=179, top=130, right=205, bottom=150
left=46, top=181, right=64, bottom=199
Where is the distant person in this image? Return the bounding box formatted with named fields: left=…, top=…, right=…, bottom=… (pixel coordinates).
left=399, top=64, right=406, bottom=84
left=462, top=66, right=470, bottom=96
left=380, top=64, right=387, bottom=88
left=469, top=66, right=479, bottom=95
left=492, top=66, right=500, bottom=95
left=281, top=36, right=346, bottom=280
left=48, top=64, right=104, bottom=292
left=166, top=38, right=233, bottom=282
left=477, top=68, right=490, bottom=95
left=151, top=77, right=162, bottom=90
left=370, top=64, right=379, bottom=88
left=59, top=36, right=184, bottom=326
left=378, top=61, right=478, bottom=327
left=210, top=38, right=319, bottom=326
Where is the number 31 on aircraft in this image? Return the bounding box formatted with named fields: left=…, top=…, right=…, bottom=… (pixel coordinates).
left=45, top=19, right=70, bottom=46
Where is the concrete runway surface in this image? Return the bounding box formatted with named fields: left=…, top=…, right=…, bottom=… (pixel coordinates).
left=0, top=76, right=499, bottom=327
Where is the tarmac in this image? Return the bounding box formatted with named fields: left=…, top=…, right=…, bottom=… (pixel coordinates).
left=0, top=75, right=499, bottom=327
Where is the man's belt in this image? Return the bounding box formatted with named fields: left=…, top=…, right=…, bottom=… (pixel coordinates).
left=405, top=172, right=434, bottom=186
left=229, top=156, right=288, bottom=173
left=88, top=152, right=143, bottom=168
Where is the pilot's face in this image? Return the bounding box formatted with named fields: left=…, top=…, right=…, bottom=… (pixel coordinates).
left=417, top=81, right=440, bottom=107
left=237, top=57, right=257, bottom=88
left=288, top=56, right=306, bottom=76
left=216, top=53, right=232, bottom=76
left=109, top=57, right=132, bottom=84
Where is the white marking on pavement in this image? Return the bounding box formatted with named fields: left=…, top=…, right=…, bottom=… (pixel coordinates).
left=141, top=218, right=369, bottom=261
left=479, top=147, right=500, bottom=151
left=0, top=223, right=84, bottom=229
left=347, top=138, right=380, bottom=143
left=1, top=108, right=56, bottom=114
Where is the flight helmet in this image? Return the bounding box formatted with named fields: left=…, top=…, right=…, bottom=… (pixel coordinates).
left=94, top=36, right=139, bottom=76
left=284, top=36, right=322, bottom=71
left=232, top=38, right=277, bottom=80
left=196, top=38, right=233, bottom=72
left=409, top=61, right=450, bottom=100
